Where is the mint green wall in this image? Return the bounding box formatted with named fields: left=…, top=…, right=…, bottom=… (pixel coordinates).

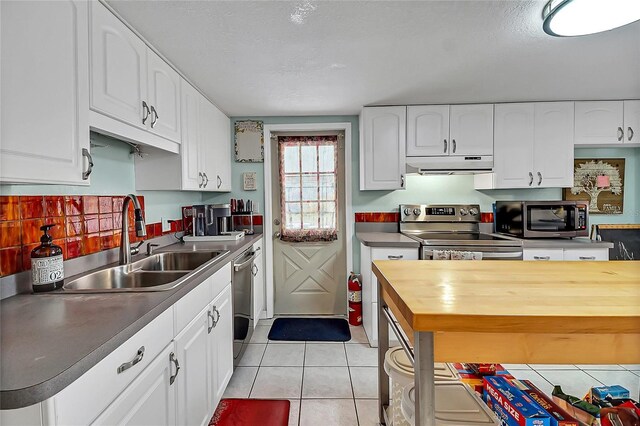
left=0, top=133, right=203, bottom=223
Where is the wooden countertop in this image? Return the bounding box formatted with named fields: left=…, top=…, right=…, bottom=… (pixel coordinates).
left=373, top=260, right=640, bottom=363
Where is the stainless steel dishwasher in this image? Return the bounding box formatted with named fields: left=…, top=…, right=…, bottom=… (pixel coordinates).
left=232, top=246, right=259, bottom=367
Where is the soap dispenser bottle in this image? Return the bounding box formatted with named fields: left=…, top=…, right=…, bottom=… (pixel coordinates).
left=31, top=224, right=64, bottom=292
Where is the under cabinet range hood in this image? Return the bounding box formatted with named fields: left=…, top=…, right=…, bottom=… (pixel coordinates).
left=406, top=155, right=493, bottom=175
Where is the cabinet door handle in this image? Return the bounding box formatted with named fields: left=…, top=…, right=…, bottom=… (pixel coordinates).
left=452, top=139, right=457, bottom=153
left=400, top=174, right=405, bottom=188
left=533, top=256, right=551, bottom=260
left=217, top=175, right=222, bottom=189
left=117, top=346, right=145, bottom=374
left=198, top=172, right=204, bottom=188
left=150, top=106, right=159, bottom=128
left=207, top=309, right=215, bottom=333
left=629, top=127, right=634, bottom=141
left=537, top=171, right=542, bottom=186
left=169, top=352, right=180, bottom=385
left=142, top=101, right=151, bottom=125
left=203, top=173, right=209, bottom=188
left=212, top=306, right=220, bottom=328
left=82, top=148, right=93, bottom=180
left=579, top=256, right=596, bottom=260
left=443, top=139, right=448, bottom=153
left=617, top=126, right=623, bottom=141
left=528, top=172, right=533, bottom=186
left=252, top=264, right=258, bottom=277
left=388, top=255, right=404, bottom=260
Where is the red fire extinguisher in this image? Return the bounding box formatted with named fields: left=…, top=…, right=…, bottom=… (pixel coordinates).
left=348, top=272, right=362, bottom=326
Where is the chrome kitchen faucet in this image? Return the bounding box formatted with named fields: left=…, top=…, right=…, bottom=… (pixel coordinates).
left=119, top=194, right=147, bottom=265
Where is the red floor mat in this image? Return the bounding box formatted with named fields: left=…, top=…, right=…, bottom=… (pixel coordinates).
left=209, top=399, right=290, bottom=426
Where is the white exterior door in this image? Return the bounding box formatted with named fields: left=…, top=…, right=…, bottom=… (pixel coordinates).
left=449, top=104, right=494, bottom=156
left=406, top=105, right=450, bottom=156
left=574, top=101, right=624, bottom=145
left=1, top=0, right=90, bottom=185
left=533, top=102, right=574, bottom=188
left=494, top=103, right=535, bottom=188
left=91, top=344, right=176, bottom=426
left=175, top=307, right=212, bottom=426
left=360, top=106, right=406, bottom=190
left=89, top=1, right=147, bottom=128
left=180, top=80, right=203, bottom=190
left=147, top=51, right=181, bottom=143
left=210, top=286, right=233, bottom=407
left=623, top=100, right=640, bottom=144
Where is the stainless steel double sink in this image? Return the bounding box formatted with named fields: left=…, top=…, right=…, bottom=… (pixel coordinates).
left=63, top=250, right=229, bottom=293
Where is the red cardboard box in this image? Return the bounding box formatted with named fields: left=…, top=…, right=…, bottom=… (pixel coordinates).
left=511, top=379, right=580, bottom=426
left=454, top=363, right=514, bottom=394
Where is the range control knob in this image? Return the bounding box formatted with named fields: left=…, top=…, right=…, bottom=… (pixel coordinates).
left=469, top=207, right=479, bottom=216
left=459, top=208, right=468, bottom=216
left=413, top=208, right=422, bottom=216
left=404, top=208, right=412, bottom=216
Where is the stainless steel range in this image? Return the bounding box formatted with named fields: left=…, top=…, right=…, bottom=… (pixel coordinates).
left=399, top=204, right=523, bottom=260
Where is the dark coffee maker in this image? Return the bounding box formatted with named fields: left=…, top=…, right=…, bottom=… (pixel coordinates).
left=206, top=204, right=232, bottom=236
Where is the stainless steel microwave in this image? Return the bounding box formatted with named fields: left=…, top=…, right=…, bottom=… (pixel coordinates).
left=495, top=201, right=589, bottom=238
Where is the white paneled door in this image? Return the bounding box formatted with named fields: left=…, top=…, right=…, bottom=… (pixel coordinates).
left=406, top=105, right=450, bottom=156
left=533, top=102, right=574, bottom=188
left=449, top=104, right=494, bottom=156
left=574, top=101, right=624, bottom=145
left=146, top=51, right=181, bottom=142
left=493, top=103, right=535, bottom=188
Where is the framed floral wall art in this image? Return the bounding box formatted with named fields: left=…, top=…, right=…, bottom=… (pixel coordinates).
left=563, top=158, right=625, bottom=214
left=234, top=120, right=264, bottom=162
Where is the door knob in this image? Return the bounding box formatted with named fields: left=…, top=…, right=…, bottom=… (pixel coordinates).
left=274, top=232, right=281, bottom=239
left=274, top=219, right=281, bottom=225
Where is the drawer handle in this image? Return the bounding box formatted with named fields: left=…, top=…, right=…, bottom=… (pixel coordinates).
left=388, top=255, right=404, bottom=260
left=533, top=256, right=550, bottom=260
left=117, top=346, right=145, bottom=374
left=212, top=306, right=220, bottom=328
left=579, top=256, right=596, bottom=260
left=169, top=352, right=180, bottom=385
left=207, top=309, right=215, bottom=334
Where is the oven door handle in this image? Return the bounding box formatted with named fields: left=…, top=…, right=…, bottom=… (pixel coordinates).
left=234, top=252, right=258, bottom=271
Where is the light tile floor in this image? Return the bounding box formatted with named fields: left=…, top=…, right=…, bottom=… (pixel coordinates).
left=223, top=320, right=640, bottom=426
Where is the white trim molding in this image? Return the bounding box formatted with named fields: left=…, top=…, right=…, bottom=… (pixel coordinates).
left=263, top=122, right=353, bottom=318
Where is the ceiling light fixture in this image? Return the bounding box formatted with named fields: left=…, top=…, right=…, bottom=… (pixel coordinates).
left=542, top=0, right=640, bottom=37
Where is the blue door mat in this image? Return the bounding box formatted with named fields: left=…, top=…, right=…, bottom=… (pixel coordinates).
left=267, top=318, right=351, bottom=342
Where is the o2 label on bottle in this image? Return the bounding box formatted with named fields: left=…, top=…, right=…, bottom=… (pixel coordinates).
left=32, top=255, right=64, bottom=285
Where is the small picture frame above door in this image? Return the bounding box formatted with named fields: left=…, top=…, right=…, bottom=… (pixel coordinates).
left=235, top=120, right=264, bottom=162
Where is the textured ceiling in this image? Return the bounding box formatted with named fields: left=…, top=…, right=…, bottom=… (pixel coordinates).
left=107, top=0, right=640, bottom=117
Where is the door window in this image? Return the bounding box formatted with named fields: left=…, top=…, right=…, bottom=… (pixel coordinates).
left=278, top=135, right=338, bottom=242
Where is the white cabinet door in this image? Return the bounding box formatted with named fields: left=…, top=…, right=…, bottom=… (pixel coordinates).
left=523, top=249, right=564, bottom=261
left=175, top=306, right=213, bottom=426
left=92, top=344, right=176, bottom=426
left=146, top=51, right=181, bottom=143
left=533, top=102, right=574, bottom=188
left=253, top=248, right=265, bottom=323
left=210, top=105, right=232, bottom=191
left=574, top=101, right=624, bottom=145
left=180, top=80, right=204, bottom=190
left=1, top=0, right=90, bottom=185
left=210, top=285, right=234, bottom=407
left=199, top=98, right=218, bottom=191
left=493, top=104, right=535, bottom=188
left=406, top=105, right=450, bottom=156
left=449, top=104, right=494, bottom=156
left=563, top=248, right=609, bottom=261
left=360, top=106, right=407, bottom=190
left=90, top=1, right=146, bottom=129
left=623, top=100, right=640, bottom=144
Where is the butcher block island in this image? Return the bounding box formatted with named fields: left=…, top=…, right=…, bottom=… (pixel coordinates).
left=372, top=260, right=640, bottom=426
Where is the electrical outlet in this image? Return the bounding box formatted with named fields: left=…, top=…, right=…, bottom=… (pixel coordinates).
left=161, top=218, right=171, bottom=233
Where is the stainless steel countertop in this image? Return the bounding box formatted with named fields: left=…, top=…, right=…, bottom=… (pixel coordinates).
left=0, top=233, right=262, bottom=409
left=356, top=232, right=421, bottom=248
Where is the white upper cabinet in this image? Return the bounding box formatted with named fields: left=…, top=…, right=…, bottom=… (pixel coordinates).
left=575, top=100, right=639, bottom=146
left=146, top=51, right=182, bottom=142
left=449, top=104, right=494, bottom=156
left=623, top=100, right=640, bottom=144
left=180, top=81, right=204, bottom=190
left=90, top=1, right=147, bottom=129
left=407, top=105, right=449, bottom=156
left=1, top=0, right=90, bottom=185
left=533, top=102, right=574, bottom=188
left=89, top=2, right=181, bottom=152
left=207, top=105, right=232, bottom=192
left=477, top=102, right=574, bottom=189
left=360, top=106, right=407, bottom=190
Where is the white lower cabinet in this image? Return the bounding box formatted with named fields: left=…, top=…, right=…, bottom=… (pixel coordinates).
left=91, top=344, right=177, bottom=426
left=210, top=286, right=234, bottom=406
left=523, top=247, right=608, bottom=261
left=360, top=243, right=418, bottom=347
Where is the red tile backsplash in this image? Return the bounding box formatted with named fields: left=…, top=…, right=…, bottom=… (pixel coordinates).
left=0, top=194, right=183, bottom=278
left=354, top=212, right=399, bottom=223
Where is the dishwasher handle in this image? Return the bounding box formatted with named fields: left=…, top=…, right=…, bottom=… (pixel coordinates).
left=233, top=252, right=258, bottom=271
